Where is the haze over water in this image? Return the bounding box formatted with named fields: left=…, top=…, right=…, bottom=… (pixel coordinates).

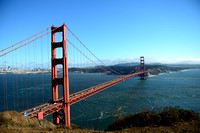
left=0, top=69, right=200, bottom=130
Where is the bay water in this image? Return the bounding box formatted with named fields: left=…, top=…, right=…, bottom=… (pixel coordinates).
left=0, top=69, right=200, bottom=130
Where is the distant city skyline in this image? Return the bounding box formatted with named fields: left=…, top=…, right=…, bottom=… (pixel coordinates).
left=0, top=0, right=200, bottom=65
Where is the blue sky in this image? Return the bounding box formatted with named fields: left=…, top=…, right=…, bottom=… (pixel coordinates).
left=0, top=0, right=200, bottom=65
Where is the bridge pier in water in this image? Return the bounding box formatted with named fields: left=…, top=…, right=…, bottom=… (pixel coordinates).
left=51, top=24, right=70, bottom=127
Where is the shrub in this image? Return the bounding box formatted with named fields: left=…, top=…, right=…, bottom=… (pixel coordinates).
left=159, top=106, right=199, bottom=126
left=107, top=106, right=200, bottom=131
left=107, top=111, right=161, bottom=131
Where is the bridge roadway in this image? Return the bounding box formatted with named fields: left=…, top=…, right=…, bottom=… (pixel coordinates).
left=21, top=71, right=147, bottom=119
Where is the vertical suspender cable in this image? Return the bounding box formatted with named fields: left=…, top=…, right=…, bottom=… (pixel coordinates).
left=25, top=43, right=28, bottom=109
left=73, top=44, right=75, bottom=93
left=29, top=40, right=31, bottom=108
left=34, top=39, right=36, bottom=107
left=15, top=50, right=19, bottom=111
left=12, top=50, right=15, bottom=111
left=5, top=55, right=8, bottom=110
left=47, top=30, right=51, bottom=100
left=3, top=56, right=5, bottom=111
left=21, top=46, right=24, bottom=110
left=41, top=36, right=44, bottom=103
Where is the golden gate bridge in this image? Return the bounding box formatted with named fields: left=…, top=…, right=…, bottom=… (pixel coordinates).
left=0, top=24, right=148, bottom=127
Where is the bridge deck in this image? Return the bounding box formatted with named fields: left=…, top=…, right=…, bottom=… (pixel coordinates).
left=21, top=71, right=147, bottom=119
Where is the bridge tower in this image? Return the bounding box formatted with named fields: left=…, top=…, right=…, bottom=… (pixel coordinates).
left=51, top=24, right=70, bottom=127
left=140, top=56, right=145, bottom=80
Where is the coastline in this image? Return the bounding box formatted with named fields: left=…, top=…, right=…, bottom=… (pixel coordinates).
left=148, top=68, right=196, bottom=76
left=1, top=68, right=199, bottom=75
left=158, top=69, right=197, bottom=75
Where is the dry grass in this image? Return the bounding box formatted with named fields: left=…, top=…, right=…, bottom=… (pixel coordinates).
left=0, top=109, right=200, bottom=133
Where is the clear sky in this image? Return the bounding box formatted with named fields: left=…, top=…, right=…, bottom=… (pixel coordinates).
left=0, top=0, right=200, bottom=64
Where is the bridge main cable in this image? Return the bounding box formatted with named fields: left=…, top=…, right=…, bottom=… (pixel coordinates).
left=0, top=27, right=51, bottom=53
left=0, top=26, right=61, bottom=58
left=67, top=40, right=121, bottom=76
left=66, top=26, right=123, bottom=75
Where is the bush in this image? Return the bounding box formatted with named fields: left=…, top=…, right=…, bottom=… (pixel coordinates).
left=159, top=106, right=199, bottom=126
left=107, top=111, right=161, bottom=131
left=107, top=106, right=200, bottom=131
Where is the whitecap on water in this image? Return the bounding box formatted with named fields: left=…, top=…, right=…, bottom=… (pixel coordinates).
left=99, top=111, right=103, bottom=119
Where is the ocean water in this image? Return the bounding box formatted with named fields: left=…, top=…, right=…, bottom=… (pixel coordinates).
left=0, top=69, right=200, bottom=130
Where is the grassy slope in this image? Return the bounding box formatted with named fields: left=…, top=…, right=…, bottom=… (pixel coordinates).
left=0, top=107, right=200, bottom=133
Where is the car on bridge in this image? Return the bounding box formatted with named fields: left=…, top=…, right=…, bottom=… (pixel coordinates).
left=24, top=113, right=30, bottom=117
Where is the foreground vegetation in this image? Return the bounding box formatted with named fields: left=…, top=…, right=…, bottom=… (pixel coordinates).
left=107, top=106, right=200, bottom=131
left=0, top=106, right=199, bottom=133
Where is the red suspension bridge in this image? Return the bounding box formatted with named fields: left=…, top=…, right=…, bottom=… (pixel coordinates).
left=0, top=24, right=148, bottom=127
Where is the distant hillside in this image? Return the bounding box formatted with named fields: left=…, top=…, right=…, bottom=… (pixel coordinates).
left=146, top=65, right=184, bottom=75
left=68, top=65, right=139, bottom=75
left=113, top=62, right=139, bottom=66
left=67, top=64, right=191, bottom=75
